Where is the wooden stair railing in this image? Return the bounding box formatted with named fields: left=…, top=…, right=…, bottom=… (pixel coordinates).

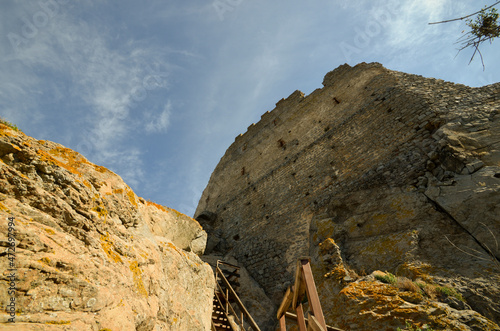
left=211, top=260, right=261, bottom=331
left=277, top=257, right=344, bottom=331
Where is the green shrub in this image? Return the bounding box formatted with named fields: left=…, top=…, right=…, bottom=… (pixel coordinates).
left=375, top=272, right=397, bottom=285
left=436, top=286, right=464, bottom=302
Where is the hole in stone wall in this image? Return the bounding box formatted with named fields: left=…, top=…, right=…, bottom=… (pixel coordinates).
left=245, top=201, right=251, bottom=206
left=357, top=223, right=363, bottom=228
left=387, top=108, right=393, bottom=113
left=262, top=204, right=266, bottom=208
left=265, top=215, right=269, bottom=219
left=309, top=175, right=313, bottom=178
left=333, top=97, right=341, bottom=104
left=291, top=173, right=296, bottom=176
left=305, top=192, right=310, bottom=196
left=233, top=234, right=240, bottom=241
left=324, top=126, right=331, bottom=132
left=494, top=173, right=500, bottom=178
left=425, top=121, right=443, bottom=134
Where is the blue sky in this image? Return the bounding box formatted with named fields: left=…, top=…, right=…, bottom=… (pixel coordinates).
left=1, top=0, right=499, bottom=216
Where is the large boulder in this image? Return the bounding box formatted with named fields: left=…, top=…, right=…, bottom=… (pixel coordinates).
left=0, top=124, right=214, bottom=330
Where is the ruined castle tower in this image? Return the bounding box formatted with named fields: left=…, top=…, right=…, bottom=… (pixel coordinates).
left=196, top=63, right=500, bottom=329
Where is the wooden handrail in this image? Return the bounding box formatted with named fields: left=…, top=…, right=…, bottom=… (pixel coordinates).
left=215, top=265, right=261, bottom=331
left=277, top=257, right=344, bottom=331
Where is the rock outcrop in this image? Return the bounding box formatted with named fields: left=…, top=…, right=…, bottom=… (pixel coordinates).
left=195, top=63, right=500, bottom=330
left=0, top=124, right=214, bottom=330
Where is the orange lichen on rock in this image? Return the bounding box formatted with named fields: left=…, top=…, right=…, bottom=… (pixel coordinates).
left=146, top=200, right=167, bottom=213
left=324, top=264, right=348, bottom=283
left=94, top=165, right=109, bottom=173
left=100, top=232, right=123, bottom=263
left=129, top=261, right=148, bottom=297
left=0, top=202, right=11, bottom=212
left=37, top=147, right=89, bottom=176
left=126, top=189, right=138, bottom=208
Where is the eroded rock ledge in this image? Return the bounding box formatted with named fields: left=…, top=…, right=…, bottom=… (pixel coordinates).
left=0, top=125, right=214, bottom=330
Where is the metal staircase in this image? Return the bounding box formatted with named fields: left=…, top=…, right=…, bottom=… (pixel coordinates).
left=211, top=260, right=261, bottom=331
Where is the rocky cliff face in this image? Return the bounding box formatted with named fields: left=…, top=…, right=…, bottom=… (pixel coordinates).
left=0, top=125, right=214, bottom=330
left=196, top=63, right=500, bottom=330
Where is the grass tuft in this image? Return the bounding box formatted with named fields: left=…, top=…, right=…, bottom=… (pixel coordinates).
left=375, top=272, right=397, bottom=285
left=396, top=277, right=420, bottom=293
left=397, top=320, right=434, bottom=331
left=0, top=117, right=20, bottom=131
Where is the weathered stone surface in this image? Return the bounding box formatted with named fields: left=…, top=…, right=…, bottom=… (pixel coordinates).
left=196, top=63, right=500, bottom=329
left=0, top=125, right=214, bottom=330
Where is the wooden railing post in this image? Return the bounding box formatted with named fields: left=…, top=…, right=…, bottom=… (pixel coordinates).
left=276, top=257, right=344, bottom=331
left=301, top=259, right=327, bottom=330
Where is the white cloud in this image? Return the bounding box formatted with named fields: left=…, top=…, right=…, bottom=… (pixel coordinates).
left=0, top=1, right=174, bottom=189
left=145, top=101, right=172, bottom=133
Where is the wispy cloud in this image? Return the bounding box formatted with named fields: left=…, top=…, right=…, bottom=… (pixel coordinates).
left=0, top=1, right=173, bottom=189
left=145, top=101, right=172, bottom=133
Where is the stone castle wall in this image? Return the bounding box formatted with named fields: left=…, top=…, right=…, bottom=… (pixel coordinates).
left=195, top=62, right=499, bottom=299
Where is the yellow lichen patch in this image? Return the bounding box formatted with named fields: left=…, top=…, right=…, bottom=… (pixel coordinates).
left=129, top=261, right=148, bottom=297
left=146, top=200, right=168, bottom=213
left=100, top=232, right=123, bottom=263
left=126, top=189, right=138, bottom=208
left=37, top=147, right=87, bottom=176
left=94, top=165, right=109, bottom=173
left=340, top=280, right=401, bottom=306
left=92, top=205, right=108, bottom=219
left=324, top=264, right=348, bottom=283
left=390, top=196, right=416, bottom=219
left=46, top=320, right=71, bottom=325
left=113, top=188, right=124, bottom=194
left=0, top=202, right=11, bottom=213
left=44, top=228, right=56, bottom=235
left=165, top=242, right=187, bottom=257
left=395, top=262, right=435, bottom=282
left=39, top=257, right=51, bottom=266
left=83, top=180, right=92, bottom=189
left=319, top=238, right=338, bottom=254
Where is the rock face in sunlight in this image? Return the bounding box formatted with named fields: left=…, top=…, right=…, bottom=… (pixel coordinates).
left=0, top=125, right=214, bottom=330
left=196, top=63, right=500, bottom=330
